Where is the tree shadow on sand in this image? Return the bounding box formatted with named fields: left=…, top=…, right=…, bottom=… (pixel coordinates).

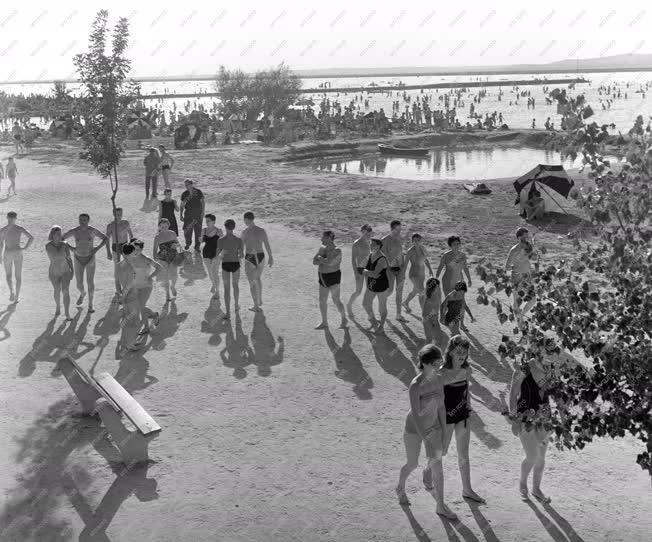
left=324, top=327, right=373, bottom=400
left=221, top=314, right=254, bottom=379
left=0, top=303, right=16, bottom=342
left=250, top=311, right=284, bottom=376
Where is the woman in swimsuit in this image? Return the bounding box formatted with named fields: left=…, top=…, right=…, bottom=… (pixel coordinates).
left=45, top=226, right=74, bottom=320
left=121, top=239, right=161, bottom=335
left=436, top=236, right=472, bottom=295
left=159, top=189, right=179, bottom=235
left=440, top=281, right=474, bottom=335
left=422, top=278, right=442, bottom=345
left=507, top=356, right=552, bottom=503
left=361, top=238, right=390, bottom=333
left=440, top=335, right=485, bottom=504
left=201, top=213, right=223, bottom=300
left=396, top=344, right=457, bottom=519
left=403, top=233, right=433, bottom=312
left=153, top=219, right=180, bottom=302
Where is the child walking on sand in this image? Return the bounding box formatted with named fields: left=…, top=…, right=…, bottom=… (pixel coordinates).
left=6, top=158, right=17, bottom=195
left=440, top=281, right=474, bottom=335
left=422, top=277, right=442, bottom=344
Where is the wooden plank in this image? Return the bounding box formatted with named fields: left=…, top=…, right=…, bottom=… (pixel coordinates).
left=58, top=357, right=120, bottom=411
left=94, top=373, right=162, bottom=436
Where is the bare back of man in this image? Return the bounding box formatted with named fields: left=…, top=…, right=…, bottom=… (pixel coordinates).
left=242, top=223, right=273, bottom=312
left=64, top=223, right=107, bottom=312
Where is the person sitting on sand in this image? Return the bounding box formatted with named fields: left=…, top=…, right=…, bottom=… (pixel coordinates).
left=361, top=238, right=391, bottom=333
left=524, top=189, right=546, bottom=220
left=313, top=230, right=347, bottom=330
left=435, top=236, right=472, bottom=296
left=403, top=233, right=433, bottom=312
left=440, top=281, right=474, bottom=335
left=0, top=211, right=34, bottom=303
left=242, top=211, right=274, bottom=313
left=45, top=225, right=74, bottom=320
left=396, top=344, right=456, bottom=519
left=347, top=224, right=373, bottom=316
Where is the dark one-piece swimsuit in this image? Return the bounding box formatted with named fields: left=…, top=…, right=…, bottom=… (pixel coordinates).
left=516, top=373, right=549, bottom=414
left=365, top=254, right=389, bottom=293
left=444, top=379, right=470, bottom=426
left=202, top=233, right=219, bottom=259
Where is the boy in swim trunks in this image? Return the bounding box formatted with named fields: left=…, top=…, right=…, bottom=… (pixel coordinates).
left=0, top=211, right=34, bottom=302
left=347, top=224, right=373, bottom=316
left=63, top=214, right=108, bottom=313
left=106, top=207, right=133, bottom=296
left=313, top=230, right=347, bottom=330
left=242, top=211, right=274, bottom=312
left=381, top=219, right=408, bottom=322
left=216, top=219, right=244, bottom=320
left=505, top=227, right=539, bottom=322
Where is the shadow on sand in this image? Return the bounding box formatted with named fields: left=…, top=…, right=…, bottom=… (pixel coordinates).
left=179, top=250, right=207, bottom=285
left=324, top=327, right=373, bottom=400
left=221, top=314, right=254, bottom=379
left=250, top=311, right=284, bottom=376
left=0, top=303, right=16, bottom=341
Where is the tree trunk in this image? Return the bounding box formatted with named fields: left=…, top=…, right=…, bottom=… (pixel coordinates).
left=111, top=166, right=120, bottom=264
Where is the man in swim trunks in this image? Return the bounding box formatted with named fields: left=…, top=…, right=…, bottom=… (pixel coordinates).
left=106, top=207, right=133, bottom=296
left=11, top=122, right=24, bottom=154
left=241, top=211, right=274, bottom=312
left=63, top=214, right=108, bottom=313
left=216, top=219, right=244, bottom=321
left=0, top=211, right=34, bottom=303
left=382, top=219, right=408, bottom=322
left=505, top=227, right=539, bottom=321
left=347, top=223, right=373, bottom=316
left=313, top=230, right=347, bottom=330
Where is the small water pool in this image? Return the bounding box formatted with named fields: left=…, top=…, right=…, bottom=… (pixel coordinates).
left=312, top=146, right=602, bottom=181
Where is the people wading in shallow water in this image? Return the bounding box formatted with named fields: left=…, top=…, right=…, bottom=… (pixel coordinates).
left=313, top=230, right=347, bottom=330
left=361, top=238, right=390, bottom=333
left=440, top=281, right=474, bottom=335
left=507, top=355, right=553, bottom=503
left=242, top=211, right=273, bottom=312
left=440, top=335, right=485, bottom=506
left=396, top=344, right=457, bottom=519
left=202, top=214, right=223, bottom=300
left=45, top=225, right=73, bottom=320
left=153, top=219, right=181, bottom=302
left=436, top=235, right=472, bottom=296
left=119, top=240, right=160, bottom=335
left=216, top=219, right=244, bottom=321
left=422, top=277, right=442, bottom=345
left=382, top=220, right=408, bottom=322
left=505, top=227, right=539, bottom=326
left=63, top=214, right=107, bottom=313
left=0, top=211, right=33, bottom=303
left=106, top=207, right=133, bottom=297
left=347, top=224, right=373, bottom=316
left=403, top=233, right=433, bottom=312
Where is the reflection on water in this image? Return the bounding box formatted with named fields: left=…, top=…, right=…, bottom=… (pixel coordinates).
left=314, top=147, right=592, bottom=181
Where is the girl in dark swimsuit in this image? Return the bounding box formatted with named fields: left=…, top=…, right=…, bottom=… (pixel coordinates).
left=440, top=281, right=474, bottom=335
left=440, top=335, right=486, bottom=504
left=361, top=238, right=390, bottom=333
left=159, top=189, right=179, bottom=235
left=508, top=357, right=552, bottom=503
left=202, top=214, right=223, bottom=300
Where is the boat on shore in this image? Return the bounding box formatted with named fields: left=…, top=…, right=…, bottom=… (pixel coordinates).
left=378, top=143, right=430, bottom=157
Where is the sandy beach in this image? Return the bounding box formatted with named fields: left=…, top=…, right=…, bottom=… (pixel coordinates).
left=0, top=139, right=650, bottom=542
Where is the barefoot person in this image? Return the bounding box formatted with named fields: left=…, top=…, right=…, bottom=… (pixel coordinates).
left=313, top=231, right=348, bottom=330
left=508, top=355, right=553, bottom=503
left=441, top=335, right=485, bottom=505
left=202, top=214, right=222, bottom=300
left=120, top=240, right=161, bottom=335
left=180, top=179, right=205, bottom=251
left=106, top=207, right=133, bottom=295
left=158, top=144, right=175, bottom=189
left=45, top=226, right=74, bottom=320
left=347, top=224, right=373, bottom=315
left=396, top=344, right=457, bottom=519
left=242, top=211, right=273, bottom=312
left=422, top=278, right=442, bottom=345
left=361, top=238, right=390, bottom=332
left=143, top=147, right=160, bottom=199
left=63, top=214, right=107, bottom=313
left=436, top=236, right=472, bottom=295
left=0, top=211, right=34, bottom=302
left=505, top=227, right=539, bottom=322
left=159, top=189, right=179, bottom=235
left=382, top=220, right=408, bottom=322
left=403, top=233, right=433, bottom=312
left=153, top=219, right=181, bottom=302
left=216, top=219, right=244, bottom=320
left=5, top=157, right=18, bottom=196
left=440, top=281, right=474, bottom=335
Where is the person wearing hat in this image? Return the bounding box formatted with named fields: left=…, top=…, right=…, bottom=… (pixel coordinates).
left=347, top=224, right=374, bottom=315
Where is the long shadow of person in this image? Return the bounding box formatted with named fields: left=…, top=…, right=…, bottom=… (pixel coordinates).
left=221, top=314, right=253, bottom=379
left=324, top=328, right=373, bottom=400
left=90, top=301, right=124, bottom=371
left=201, top=298, right=228, bottom=346
left=542, top=502, right=586, bottom=542
left=0, top=303, right=16, bottom=341
left=149, top=301, right=188, bottom=352
left=388, top=322, right=422, bottom=362
left=465, top=331, right=512, bottom=384
left=468, top=408, right=503, bottom=451
left=113, top=345, right=158, bottom=395
left=464, top=499, right=500, bottom=542
left=250, top=311, right=284, bottom=377
left=525, top=501, right=568, bottom=542
left=431, top=493, right=482, bottom=542
left=179, top=250, right=207, bottom=285
left=53, top=312, right=96, bottom=376
left=398, top=504, right=433, bottom=542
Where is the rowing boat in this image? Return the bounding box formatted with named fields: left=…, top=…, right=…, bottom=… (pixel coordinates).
left=378, top=143, right=430, bottom=157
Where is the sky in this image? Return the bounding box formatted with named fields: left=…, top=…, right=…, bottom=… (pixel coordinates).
left=0, top=0, right=650, bottom=82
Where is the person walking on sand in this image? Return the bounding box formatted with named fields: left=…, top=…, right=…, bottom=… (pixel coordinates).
left=396, top=344, right=457, bottom=519
left=435, top=236, right=472, bottom=296
left=5, top=157, right=18, bottom=196
left=63, top=213, right=108, bottom=313
left=143, top=147, right=161, bottom=199
left=242, top=211, right=274, bottom=312
left=216, top=219, right=244, bottom=321
left=505, top=227, right=539, bottom=323
left=202, top=214, right=223, bottom=300
left=440, top=335, right=485, bottom=505
left=11, top=122, right=24, bottom=155
left=313, top=230, right=348, bottom=330
left=119, top=241, right=160, bottom=336
left=45, top=225, right=74, bottom=320
left=347, top=224, right=373, bottom=315
left=361, top=238, right=390, bottom=333
left=422, top=278, right=442, bottom=344
left=106, top=207, right=133, bottom=296
left=180, top=179, right=205, bottom=251
left=382, top=220, right=408, bottom=322
left=153, top=219, right=181, bottom=302
left=403, top=233, right=433, bottom=312
left=159, top=189, right=179, bottom=235
left=507, top=355, right=553, bottom=503
left=0, top=211, right=34, bottom=303
left=440, top=281, right=474, bottom=335
left=158, top=144, right=175, bottom=189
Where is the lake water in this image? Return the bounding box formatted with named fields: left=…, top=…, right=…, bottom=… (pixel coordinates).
left=312, top=146, right=605, bottom=181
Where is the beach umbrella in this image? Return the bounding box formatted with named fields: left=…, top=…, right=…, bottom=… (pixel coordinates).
left=513, top=164, right=575, bottom=214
